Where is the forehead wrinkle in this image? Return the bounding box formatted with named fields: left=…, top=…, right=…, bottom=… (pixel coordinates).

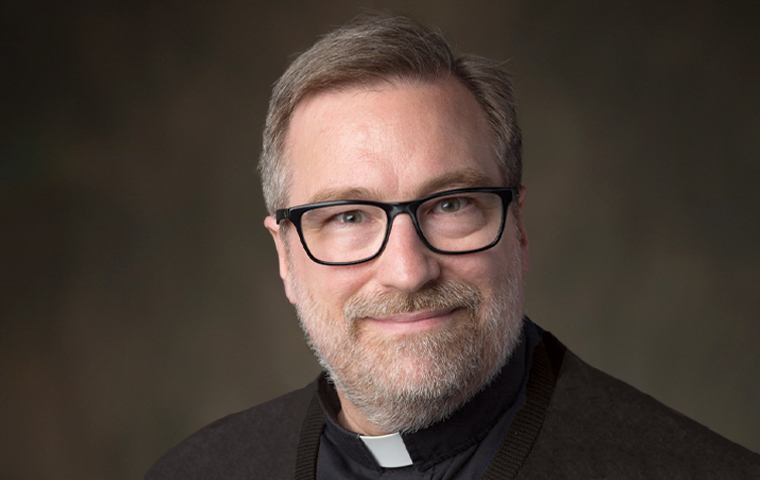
left=286, top=80, right=502, bottom=209
left=305, top=168, right=497, bottom=206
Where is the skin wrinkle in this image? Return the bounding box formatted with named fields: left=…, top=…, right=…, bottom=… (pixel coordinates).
left=265, top=79, right=530, bottom=436
left=288, top=246, right=525, bottom=434
left=303, top=169, right=496, bottom=206
left=282, top=78, right=499, bottom=207
left=259, top=17, right=523, bottom=216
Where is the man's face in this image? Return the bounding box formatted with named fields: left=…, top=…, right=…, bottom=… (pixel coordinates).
left=265, top=79, right=529, bottom=434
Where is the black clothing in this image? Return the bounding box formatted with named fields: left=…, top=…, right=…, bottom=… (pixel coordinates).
left=313, top=320, right=541, bottom=479
left=146, top=328, right=760, bottom=479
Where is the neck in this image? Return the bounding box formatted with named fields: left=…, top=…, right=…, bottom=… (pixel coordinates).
left=336, top=390, right=392, bottom=436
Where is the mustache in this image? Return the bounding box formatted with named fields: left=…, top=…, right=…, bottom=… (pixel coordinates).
left=343, top=281, right=483, bottom=322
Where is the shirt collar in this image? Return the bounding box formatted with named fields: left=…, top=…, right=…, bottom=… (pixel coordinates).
left=317, top=318, right=539, bottom=472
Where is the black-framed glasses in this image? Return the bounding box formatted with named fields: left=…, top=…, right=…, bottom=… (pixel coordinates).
left=275, top=187, right=518, bottom=266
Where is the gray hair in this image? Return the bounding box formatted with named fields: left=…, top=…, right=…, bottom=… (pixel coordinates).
left=259, top=14, right=522, bottom=214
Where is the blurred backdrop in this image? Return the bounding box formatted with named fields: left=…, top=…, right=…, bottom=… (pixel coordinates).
left=2, top=1, right=759, bottom=478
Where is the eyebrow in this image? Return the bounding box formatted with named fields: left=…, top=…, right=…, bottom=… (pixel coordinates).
left=419, top=169, right=496, bottom=194
left=308, top=187, right=382, bottom=204
left=305, top=168, right=498, bottom=205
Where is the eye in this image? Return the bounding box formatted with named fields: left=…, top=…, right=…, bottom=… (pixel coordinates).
left=435, top=197, right=469, bottom=213
left=337, top=210, right=365, bottom=224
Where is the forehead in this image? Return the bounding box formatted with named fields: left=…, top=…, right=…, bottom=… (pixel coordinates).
left=284, top=78, right=501, bottom=206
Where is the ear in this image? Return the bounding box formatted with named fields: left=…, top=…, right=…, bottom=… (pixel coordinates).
left=516, top=186, right=530, bottom=276
left=264, top=216, right=296, bottom=304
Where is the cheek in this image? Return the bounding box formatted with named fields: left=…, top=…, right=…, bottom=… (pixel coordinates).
left=442, top=249, right=507, bottom=284
left=297, top=259, right=371, bottom=311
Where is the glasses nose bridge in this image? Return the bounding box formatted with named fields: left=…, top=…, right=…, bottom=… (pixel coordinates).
left=384, top=200, right=424, bottom=237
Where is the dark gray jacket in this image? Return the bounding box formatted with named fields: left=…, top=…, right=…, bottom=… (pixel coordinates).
left=146, top=333, right=760, bottom=479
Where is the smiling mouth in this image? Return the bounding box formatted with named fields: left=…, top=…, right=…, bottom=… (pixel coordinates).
left=363, top=307, right=458, bottom=333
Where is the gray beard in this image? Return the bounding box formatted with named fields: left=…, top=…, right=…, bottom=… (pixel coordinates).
left=290, top=260, right=525, bottom=434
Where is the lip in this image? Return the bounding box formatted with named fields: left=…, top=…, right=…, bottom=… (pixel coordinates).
left=363, top=307, right=457, bottom=333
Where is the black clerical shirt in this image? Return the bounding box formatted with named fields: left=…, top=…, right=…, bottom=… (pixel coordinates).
left=314, top=319, right=541, bottom=479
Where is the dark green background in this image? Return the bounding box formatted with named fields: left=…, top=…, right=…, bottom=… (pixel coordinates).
left=2, top=1, right=758, bottom=478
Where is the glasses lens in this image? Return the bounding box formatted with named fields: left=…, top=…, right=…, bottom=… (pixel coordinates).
left=300, top=204, right=387, bottom=264
left=417, top=191, right=504, bottom=252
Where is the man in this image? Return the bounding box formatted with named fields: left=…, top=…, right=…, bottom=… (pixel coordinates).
left=146, top=15, right=760, bottom=479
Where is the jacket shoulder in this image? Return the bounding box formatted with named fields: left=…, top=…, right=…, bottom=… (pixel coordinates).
left=145, top=381, right=317, bottom=480
left=521, top=344, right=760, bottom=478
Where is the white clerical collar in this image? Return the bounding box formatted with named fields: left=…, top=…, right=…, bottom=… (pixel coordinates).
left=359, top=432, right=414, bottom=468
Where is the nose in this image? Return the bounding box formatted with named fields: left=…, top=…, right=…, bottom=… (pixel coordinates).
left=374, top=213, right=441, bottom=293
